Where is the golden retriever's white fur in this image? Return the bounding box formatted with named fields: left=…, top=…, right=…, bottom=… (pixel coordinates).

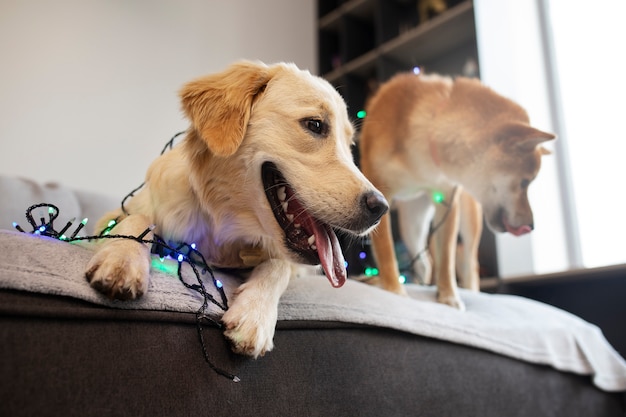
left=85, top=61, right=388, bottom=357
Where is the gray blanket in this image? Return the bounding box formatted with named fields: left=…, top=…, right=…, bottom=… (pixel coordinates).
left=1, top=230, right=625, bottom=392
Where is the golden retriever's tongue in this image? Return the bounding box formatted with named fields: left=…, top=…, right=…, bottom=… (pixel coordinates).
left=313, top=223, right=346, bottom=288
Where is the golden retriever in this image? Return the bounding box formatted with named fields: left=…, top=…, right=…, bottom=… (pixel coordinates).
left=85, top=61, right=388, bottom=357
left=359, top=73, right=554, bottom=309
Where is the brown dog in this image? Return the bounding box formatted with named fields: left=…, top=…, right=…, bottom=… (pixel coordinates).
left=359, top=73, right=554, bottom=309
left=85, top=61, right=388, bottom=357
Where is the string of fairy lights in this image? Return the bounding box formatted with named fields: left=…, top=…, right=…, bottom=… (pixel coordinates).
left=12, top=201, right=239, bottom=382
left=11, top=131, right=242, bottom=382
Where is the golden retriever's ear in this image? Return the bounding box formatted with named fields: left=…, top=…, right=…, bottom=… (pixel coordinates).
left=180, top=61, right=275, bottom=157
left=498, top=122, right=556, bottom=153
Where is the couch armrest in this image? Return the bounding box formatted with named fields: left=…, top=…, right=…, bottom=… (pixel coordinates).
left=0, top=175, right=118, bottom=234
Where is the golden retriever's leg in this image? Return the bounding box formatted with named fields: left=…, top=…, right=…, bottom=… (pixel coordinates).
left=457, top=192, right=482, bottom=291
left=85, top=213, right=153, bottom=300
left=431, top=190, right=464, bottom=310
left=396, top=195, right=435, bottom=285
left=370, top=211, right=407, bottom=296
left=222, top=259, right=292, bottom=358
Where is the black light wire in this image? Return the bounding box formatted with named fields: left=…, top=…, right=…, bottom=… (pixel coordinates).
left=399, top=185, right=459, bottom=283
left=121, top=130, right=185, bottom=215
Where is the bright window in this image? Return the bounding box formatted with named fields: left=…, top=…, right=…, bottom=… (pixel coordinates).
left=547, top=0, right=626, bottom=268
left=475, top=0, right=626, bottom=277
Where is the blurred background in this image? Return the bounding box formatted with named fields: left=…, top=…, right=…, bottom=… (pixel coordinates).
left=1, top=0, right=624, bottom=280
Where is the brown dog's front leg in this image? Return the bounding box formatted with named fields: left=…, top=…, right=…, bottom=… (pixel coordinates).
left=457, top=191, right=482, bottom=292
left=431, top=189, right=464, bottom=310
left=370, top=212, right=406, bottom=296
left=85, top=213, right=153, bottom=300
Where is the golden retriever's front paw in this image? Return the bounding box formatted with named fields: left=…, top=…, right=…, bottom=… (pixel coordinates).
left=221, top=299, right=277, bottom=358
left=85, top=241, right=150, bottom=300
left=437, top=292, right=466, bottom=311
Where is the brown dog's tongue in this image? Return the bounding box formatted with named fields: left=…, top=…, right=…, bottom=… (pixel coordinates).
left=503, top=215, right=533, bottom=237
left=506, top=223, right=532, bottom=237
left=313, top=223, right=346, bottom=288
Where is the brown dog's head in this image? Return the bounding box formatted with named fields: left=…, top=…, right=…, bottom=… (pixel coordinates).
left=179, top=61, right=388, bottom=286
left=443, top=78, right=555, bottom=235
left=480, top=122, right=554, bottom=235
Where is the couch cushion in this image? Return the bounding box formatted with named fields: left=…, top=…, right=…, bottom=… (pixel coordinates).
left=2, top=288, right=624, bottom=417
left=0, top=230, right=625, bottom=392
left=0, top=175, right=118, bottom=235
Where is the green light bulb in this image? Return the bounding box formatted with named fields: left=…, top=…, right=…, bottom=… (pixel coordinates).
left=432, top=191, right=445, bottom=204
left=151, top=257, right=179, bottom=275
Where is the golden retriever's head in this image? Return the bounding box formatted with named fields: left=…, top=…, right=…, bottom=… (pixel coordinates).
left=443, top=78, right=555, bottom=235
left=180, top=61, right=388, bottom=287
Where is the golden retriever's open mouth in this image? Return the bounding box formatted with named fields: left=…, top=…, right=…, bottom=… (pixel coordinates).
left=262, top=162, right=346, bottom=288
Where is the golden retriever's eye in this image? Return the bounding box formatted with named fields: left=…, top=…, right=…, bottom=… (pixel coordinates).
left=301, top=118, right=329, bottom=138
left=520, top=179, right=530, bottom=189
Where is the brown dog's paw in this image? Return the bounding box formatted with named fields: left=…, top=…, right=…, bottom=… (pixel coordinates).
left=437, top=292, right=466, bottom=311
left=380, top=278, right=409, bottom=297
left=85, top=240, right=150, bottom=300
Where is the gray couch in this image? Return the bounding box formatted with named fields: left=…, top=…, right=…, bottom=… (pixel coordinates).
left=1, top=175, right=625, bottom=417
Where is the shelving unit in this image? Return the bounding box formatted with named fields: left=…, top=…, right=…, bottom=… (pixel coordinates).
left=318, top=0, right=478, bottom=119
left=317, top=0, right=499, bottom=281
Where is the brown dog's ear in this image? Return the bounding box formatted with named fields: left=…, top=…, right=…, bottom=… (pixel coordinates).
left=180, top=61, right=275, bottom=157
left=498, top=122, right=556, bottom=153
left=539, top=146, right=552, bottom=156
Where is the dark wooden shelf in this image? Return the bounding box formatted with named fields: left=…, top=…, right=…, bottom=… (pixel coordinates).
left=319, top=0, right=375, bottom=31
left=320, top=1, right=475, bottom=84
left=381, top=1, right=475, bottom=66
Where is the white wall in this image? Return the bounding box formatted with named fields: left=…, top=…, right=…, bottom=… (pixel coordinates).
left=0, top=0, right=316, bottom=199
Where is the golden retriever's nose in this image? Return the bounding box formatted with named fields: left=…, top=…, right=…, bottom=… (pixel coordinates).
left=363, top=191, right=389, bottom=225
